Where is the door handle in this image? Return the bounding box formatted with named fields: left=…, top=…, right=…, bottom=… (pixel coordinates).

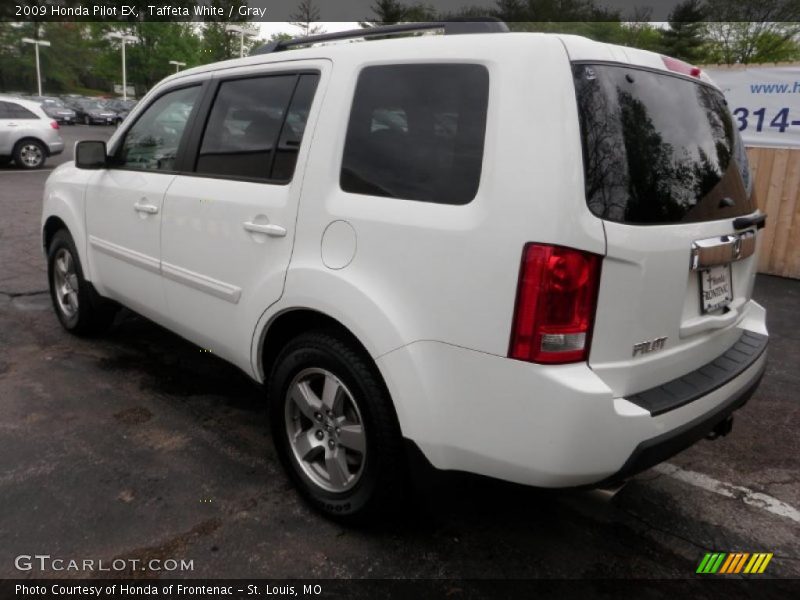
left=7, top=122, right=18, bottom=127
left=133, top=201, right=159, bottom=215
left=243, top=222, right=287, bottom=237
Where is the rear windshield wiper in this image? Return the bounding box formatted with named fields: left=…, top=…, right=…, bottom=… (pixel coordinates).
left=733, top=212, right=767, bottom=230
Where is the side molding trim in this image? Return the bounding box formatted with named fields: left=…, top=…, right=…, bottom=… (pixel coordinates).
left=89, top=235, right=242, bottom=304
left=89, top=235, right=160, bottom=274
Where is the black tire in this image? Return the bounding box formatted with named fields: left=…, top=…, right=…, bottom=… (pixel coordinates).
left=47, top=229, right=117, bottom=336
left=12, top=139, right=46, bottom=169
left=268, top=331, right=407, bottom=523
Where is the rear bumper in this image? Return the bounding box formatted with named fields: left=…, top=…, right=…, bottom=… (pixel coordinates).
left=378, top=301, right=768, bottom=488
left=593, top=363, right=765, bottom=488
left=48, top=140, right=64, bottom=156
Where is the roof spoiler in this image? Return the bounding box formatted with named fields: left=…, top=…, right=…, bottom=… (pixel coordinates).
left=253, top=19, right=509, bottom=55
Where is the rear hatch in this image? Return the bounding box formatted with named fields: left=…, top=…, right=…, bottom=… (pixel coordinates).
left=571, top=59, right=762, bottom=397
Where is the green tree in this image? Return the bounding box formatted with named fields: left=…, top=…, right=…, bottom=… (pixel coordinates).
left=200, top=0, right=261, bottom=63
left=661, top=0, right=708, bottom=63
left=495, top=0, right=620, bottom=24
left=704, top=0, right=800, bottom=64
left=360, top=0, right=437, bottom=26
left=88, top=22, right=202, bottom=96
left=290, top=0, right=325, bottom=37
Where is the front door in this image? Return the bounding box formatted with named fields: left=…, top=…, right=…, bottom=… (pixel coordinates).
left=85, top=84, right=202, bottom=321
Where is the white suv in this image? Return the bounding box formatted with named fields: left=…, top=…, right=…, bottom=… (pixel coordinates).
left=0, top=95, right=64, bottom=169
left=42, top=23, right=768, bottom=521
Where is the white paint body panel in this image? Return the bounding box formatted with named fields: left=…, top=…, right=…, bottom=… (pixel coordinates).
left=42, top=32, right=769, bottom=487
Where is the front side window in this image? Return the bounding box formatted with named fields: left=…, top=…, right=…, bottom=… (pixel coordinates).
left=341, top=64, right=489, bottom=205
left=196, top=73, right=318, bottom=182
left=117, top=85, right=200, bottom=171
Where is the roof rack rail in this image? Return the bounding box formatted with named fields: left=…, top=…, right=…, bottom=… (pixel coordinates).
left=253, top=19, right=509, bottom=55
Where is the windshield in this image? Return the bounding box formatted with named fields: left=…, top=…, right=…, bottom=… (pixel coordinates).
left=572, top=63, right=754, bottom=225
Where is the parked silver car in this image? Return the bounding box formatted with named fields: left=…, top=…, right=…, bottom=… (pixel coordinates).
left=0, top=95, right=64, bottom=169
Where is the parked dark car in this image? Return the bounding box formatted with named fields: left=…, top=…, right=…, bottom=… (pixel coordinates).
left=31, top=96, right=77, bottom=125
left=102, top=98, right=137, bottom=124
left=63, top=98, right=118, bottom=125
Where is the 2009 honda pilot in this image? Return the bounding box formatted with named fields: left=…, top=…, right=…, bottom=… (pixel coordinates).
left=41, top=22, right=768, bottom=521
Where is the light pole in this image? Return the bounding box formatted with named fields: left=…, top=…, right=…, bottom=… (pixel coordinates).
left=108, top=32, right=137, bottom=101
left=224, top=24, right=259, bottom=58
left=21, top=38, right=51, bottom=97
left=169, top=60, right=186, bottom=73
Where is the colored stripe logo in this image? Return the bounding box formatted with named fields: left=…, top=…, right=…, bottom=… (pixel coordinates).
left=696, top=552, right=773, bottom=574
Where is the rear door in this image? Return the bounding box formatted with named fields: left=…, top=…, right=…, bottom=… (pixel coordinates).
left=159, top=64, right=325, bottom=369
left=571, top=61, right=762, bottom=397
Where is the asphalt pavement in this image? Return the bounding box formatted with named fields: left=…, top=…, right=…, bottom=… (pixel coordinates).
left=0, top=126, right=798, bottom=588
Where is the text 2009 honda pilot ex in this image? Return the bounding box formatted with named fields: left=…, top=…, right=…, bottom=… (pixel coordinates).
left=41, top=22, right=768, bottom=521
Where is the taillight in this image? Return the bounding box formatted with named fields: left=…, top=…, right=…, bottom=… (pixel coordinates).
left=661, top=55, right=701, bottom=78
left=508, top=244, right=601, bottom=364
left=50, top=120, right=59, bottom=129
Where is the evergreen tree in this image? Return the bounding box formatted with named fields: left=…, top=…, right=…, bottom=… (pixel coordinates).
left=661, top=0, right=708, bottom=63
left=290, top=0, right=325, bottom=37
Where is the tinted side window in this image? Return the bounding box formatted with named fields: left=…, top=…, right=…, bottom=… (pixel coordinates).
left=6, top=102, right=38, bottom=119
left=272, top=74, right=319, bottom=181
left=196, top=73, right=317, bottom=182
left=117, top=86, right=200, bottom=172
left=341, top=64, right=489, bottom=205
left=0, top=102, right=11, bottom=119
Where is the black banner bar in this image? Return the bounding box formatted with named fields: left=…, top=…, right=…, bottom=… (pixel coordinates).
left=2, top=579, right=799, bottom=600
left=2, top=0, right=800, bottom=23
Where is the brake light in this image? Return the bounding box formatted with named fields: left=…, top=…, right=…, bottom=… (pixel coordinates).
left=661, top=55, right=701, bottom=78
left=508, top=244, right=601, bottom=364
left=50, top=120, right=59, bottom=129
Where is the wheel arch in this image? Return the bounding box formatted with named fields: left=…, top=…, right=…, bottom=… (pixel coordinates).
left=257, top=308, right=375, bottom=386
left=41, top=169, right=93, bottom=282
left=14, top=136, right=49, bottom=158
left=43, top=215, right=68, bottom=252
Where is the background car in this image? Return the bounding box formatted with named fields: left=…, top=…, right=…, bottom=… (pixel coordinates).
left=0, top=94, right=63, bottom=168
left=103, top=98, right=137, bottom=124
left=31, top=96, right=77, bottom=125
left=63, top=98, right=118, bottom=125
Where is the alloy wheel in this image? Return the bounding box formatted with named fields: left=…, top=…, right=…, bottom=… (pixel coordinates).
left=19, top=143, right=43, bottom=168
left=52, top=248, right=79, bottom=320
left=284, top=368, right=367, bottom=493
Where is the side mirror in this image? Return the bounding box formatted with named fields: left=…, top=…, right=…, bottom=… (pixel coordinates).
left=75, top=140, right=107, bottom=169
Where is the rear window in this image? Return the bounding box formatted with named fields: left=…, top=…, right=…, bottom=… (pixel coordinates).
left=572, top=63, right=754, bottom=225
left=341, top=64, right=489, bottom=205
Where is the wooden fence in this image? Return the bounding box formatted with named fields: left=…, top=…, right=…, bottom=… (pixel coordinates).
left=747, top=147, right=800, bottom=279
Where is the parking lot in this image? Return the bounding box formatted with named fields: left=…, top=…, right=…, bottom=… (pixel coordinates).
left=0, top=126, right=798, bottom=585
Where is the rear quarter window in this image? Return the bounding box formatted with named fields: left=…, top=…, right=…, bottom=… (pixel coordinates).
left=340, top=63, right=489, bottom=205
left=1, top=102, right=38, bottom=119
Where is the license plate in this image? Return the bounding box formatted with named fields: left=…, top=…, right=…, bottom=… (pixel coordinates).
left=700, top=264, right=733, bottom=313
